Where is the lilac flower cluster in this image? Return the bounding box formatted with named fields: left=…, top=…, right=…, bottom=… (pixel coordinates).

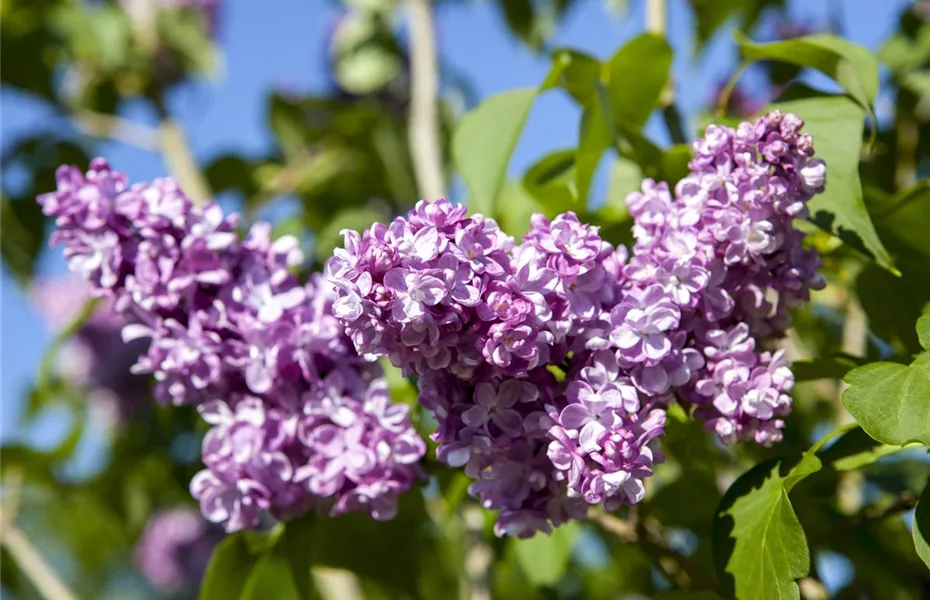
left=135, top=507, right=223, bottom=594
left=328, top=110, right=824, bottom=536
left=624, top=110, right=825, bottom=444
left=39, top=159, right=426, bottom=532
left=327, top=202, right=667, bottom=535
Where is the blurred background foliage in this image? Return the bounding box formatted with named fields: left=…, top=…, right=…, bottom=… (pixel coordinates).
left=2, top=0, right=930, bottom=599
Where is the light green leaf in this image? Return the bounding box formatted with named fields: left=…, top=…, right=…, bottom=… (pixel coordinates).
left=599, top=156, right=642, bottom=222
left=919, top=314, right=930, bottom=353
left=843, top=353, right=930, bottom=447
left=575, top=84, right=614, bottom=204
left=453, top=88, right=538, bottom=216
left=497, top=180, right=543, bottom=238
left=769, top=88, right=894, bottom=272
left=738, top=33, right=879, bottom=113
left=607, top=33, right=673, bottom=129
left=513, top=520, right=580, bottom=587
left=879, top=25, right=930, bottom=72
left=914, top=481, right=930, bottom=571
left=901, top=70, right=930, bottom=99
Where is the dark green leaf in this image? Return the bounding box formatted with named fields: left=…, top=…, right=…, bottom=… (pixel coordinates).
left=0, top=197, right=46, bottom=284
left=738, top=33, right=879, bottom=113
left=284, top=493, right=429, bottom=599
left=269, top=94, right=308, bottom=160
left=522, top=149, right=577, bottom=215
left=843, top=353, right=930, bottom=446
left=575, top=84, right=614, bottom=204
left=453, top=88, right=538, bottom=217
left=913, top=481, right=930, bottom=570
left=691, top=0, right=745, bottom=48
left=607, top=33, right=673, bottom=129
left=547, top=48, right=602, bottom=108
left=870, top=182, right=930, bottom=264
left=791, top=355, right=860, bottom=381
left=654, top=592, right=725, bottom=600
left=769, top=87, right=894, bottom=271
left=200, top=532, right=271, bottom=600
left=513, top=521, right=579, bottom=587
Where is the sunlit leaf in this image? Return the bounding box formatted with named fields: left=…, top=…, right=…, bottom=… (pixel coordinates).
left=513, top=521, right=580, bottom=587
left=843, top=353, right=930, bottom=447
left=913, top=481, right=930, bottom=570
left=453, top=88, right=538, bottom=217
left=607, top=33, right=673, bottom=129
left=738, top=33, right=879, bottom=114
left=769, top=87, right=894, bottom=272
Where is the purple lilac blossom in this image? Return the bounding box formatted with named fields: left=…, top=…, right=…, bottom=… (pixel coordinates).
left=39, top=159, right=426, bottom=531
left=623, top=110, right=826, bottom=444
left=134, top=507, right=224, bottom=593
left=327, top=201, right=664, bottom=535
left=327, top=111, right=825, bottom=536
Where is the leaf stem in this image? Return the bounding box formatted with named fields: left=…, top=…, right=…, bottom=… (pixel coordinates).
left=158, top=118, right=213, bottom=205
left=405, top=0, right=446, bottom=201
left=716, top=61, right=750, bottom=119
left=812, top=492, right=918, bottom=544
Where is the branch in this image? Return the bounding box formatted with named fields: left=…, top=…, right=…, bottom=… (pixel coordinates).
left=589, top=509, right=716, bottom=590
left=646, top=0, right=687, bottom=145
left=2, top=474, right=79, bottom=600
left=812, top=492, right=918, bottom=545
left=462, top=505, right=492, bottom=600
left=74, top=110, right=162, bottom=151
left=405, top=0, right=446, bottom=201
left=159, top=119, right=213, bottom=205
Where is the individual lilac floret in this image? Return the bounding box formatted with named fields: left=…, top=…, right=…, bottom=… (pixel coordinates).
left=623, top=110, right=825, bottom=445
left=135, top=507, right=223, bottom=594
left=39, top=159, right=426, bottom=530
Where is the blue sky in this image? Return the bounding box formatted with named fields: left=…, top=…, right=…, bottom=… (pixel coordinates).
left=0, top=0, right=911, bottom=449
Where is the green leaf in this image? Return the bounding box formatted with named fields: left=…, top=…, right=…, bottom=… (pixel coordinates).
left=575, top=84, right=614, bottom=204
left=0, top=196, right=46, bottom=285
left=919, top=314, right=930, bottom=352
left=496, top=180, right=543, bottom=238
left=870, top=182, right=930, bottom=264
left=913, top=481, right=930, bottom=571
left=712, top=425, right=854, bottom=599
left=547, top=48, right=602, bottom=108
left=522, top=149, right=577, bottom=215
left=843, top=353, right=930, bottom=447
left=453, top=88, right=538, bottom=217
left=713, top=456, right=817, bottom=600
left=200, top=532, right=274, bottom=600
left=769, top=88, right=894, bottom=272
left=269, top=93, right=308, bottom=160
left=654, top=592, right=726, bottom=600
left=900, top=70, right=930, bottom=98
left=607, top=33, right=673, bottom=129
left=691, top=0, right=745, bottom=49
left=856, top=263, right=930, bottom=355
left=283, top=493, right=430, bottom=599
left=513, top=520, right=579, bottom=587
left=737, top=33, right=879, bottom=113
left=790, top=355, right=860, bottom=382
left=599, top=156, right=642, bottom=223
